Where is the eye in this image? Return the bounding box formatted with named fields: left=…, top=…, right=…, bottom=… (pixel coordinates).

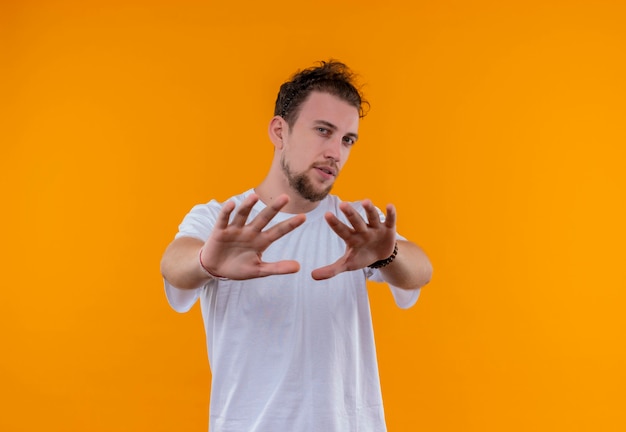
left=342, top=136, right=356, bottom=146
left=317, top=127, right=330, bottom=136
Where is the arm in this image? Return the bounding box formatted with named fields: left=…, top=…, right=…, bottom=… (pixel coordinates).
left=377, top=240, right=432, bottom=291
left=161, top=193, right=306, bottom=290
left=161, top=236, right=210, bottom=290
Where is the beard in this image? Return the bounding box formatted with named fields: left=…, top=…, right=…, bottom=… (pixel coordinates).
left=280, top=155, right=334, bottom=202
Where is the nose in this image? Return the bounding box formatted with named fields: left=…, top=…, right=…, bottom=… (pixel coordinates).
left=323, top=136, right=342, bottom=163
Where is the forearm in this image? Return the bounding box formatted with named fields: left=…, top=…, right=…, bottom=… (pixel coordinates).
left=160, top=237, right=211, bottom=290
left=379, top=240, right=432, bottom=290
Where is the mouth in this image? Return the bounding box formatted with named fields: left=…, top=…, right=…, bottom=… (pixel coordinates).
left=314, top=165, right=337, bottom=177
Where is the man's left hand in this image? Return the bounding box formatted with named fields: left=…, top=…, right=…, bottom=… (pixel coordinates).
left=311, top=200, right=397, bottom=280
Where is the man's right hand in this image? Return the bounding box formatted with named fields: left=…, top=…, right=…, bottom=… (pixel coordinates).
left=199, top=193, right=306, bottom=280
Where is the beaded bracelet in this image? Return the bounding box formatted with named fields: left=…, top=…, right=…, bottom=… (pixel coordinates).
left=367, top=242, right=398, bottom=269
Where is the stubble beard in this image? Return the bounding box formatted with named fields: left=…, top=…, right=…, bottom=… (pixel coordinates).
left=280, top=155, right=334, bottom=202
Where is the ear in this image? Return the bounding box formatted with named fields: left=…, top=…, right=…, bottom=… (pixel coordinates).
left=268, top=115, right=287, bottom=150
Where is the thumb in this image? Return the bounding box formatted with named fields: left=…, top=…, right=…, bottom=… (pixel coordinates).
left=257, top=260, right=302, bottom=277
left=311, top=263, right=342, bottom=281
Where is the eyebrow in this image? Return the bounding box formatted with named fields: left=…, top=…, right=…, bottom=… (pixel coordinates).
left=314, top=120, right=359, bottom=142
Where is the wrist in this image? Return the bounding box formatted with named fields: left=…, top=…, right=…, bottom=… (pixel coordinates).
left=368, top=242, right=398, bottom=269
left=198, top=249, right=228, bottom=280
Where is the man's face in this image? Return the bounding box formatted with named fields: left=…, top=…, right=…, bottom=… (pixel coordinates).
left=280, top=91, right=360, bottom=202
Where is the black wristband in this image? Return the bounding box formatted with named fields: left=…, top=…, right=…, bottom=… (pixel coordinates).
left=368, top=242, right=398, bottom=269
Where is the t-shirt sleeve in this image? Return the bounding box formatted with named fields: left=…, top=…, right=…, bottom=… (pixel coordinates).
left=163, top=201, right=220, bottom=312
left=174, top=201, right=220, bottom=242
left=366, top=267, right=421, bottom=309
left=164, top=279, right=203, bottom=313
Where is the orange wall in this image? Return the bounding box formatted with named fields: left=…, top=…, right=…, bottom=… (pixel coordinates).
left=2, top=0, right=625, bottom=430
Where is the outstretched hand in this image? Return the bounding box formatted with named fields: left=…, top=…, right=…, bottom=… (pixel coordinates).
left=200, top=193, right=306, bottom=280
left=311, top=200, right=397, bottom=280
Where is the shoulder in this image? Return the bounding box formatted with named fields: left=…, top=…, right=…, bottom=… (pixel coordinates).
left=187, top=189, right=252, bottom=214
left=175, top=189, right=252, bottom=240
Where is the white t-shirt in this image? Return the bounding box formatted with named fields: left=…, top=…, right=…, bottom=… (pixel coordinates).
left=164, top=190, right=420, bottom=432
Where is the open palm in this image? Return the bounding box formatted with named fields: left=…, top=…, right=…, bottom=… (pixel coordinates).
left=200, top=193, right=306, bottom=280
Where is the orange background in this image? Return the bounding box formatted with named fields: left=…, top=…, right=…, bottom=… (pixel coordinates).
left=1, top=0, right=625, bottom=430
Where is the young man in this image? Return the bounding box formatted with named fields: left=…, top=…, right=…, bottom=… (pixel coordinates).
left=161, top=61, right=432, bottom=432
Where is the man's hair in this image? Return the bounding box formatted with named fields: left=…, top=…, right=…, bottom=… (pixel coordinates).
left=274, top=60, right=369, bottom=126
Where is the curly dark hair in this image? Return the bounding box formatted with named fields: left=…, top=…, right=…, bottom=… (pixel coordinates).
left=274, top=60, right=369, bottom=126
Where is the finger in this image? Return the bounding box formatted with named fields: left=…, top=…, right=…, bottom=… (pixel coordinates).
left=231, top=194, right=259, bottom=227
left=257, top=260, right=301, bottom=277
left=324, top=212, right=354, bottom=239
left=339, top=202, right=368, bottom=232
left=362, top=199, right=382, bottom=227
left=311, top=262, right=343, bottom=280
left=384, top=204, right=397, bottom=229
left=214, top=200, right=237, bottom=230
left=264, top=213, right=306, bottom=242
left=248, top=194, right=290, bottom=231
